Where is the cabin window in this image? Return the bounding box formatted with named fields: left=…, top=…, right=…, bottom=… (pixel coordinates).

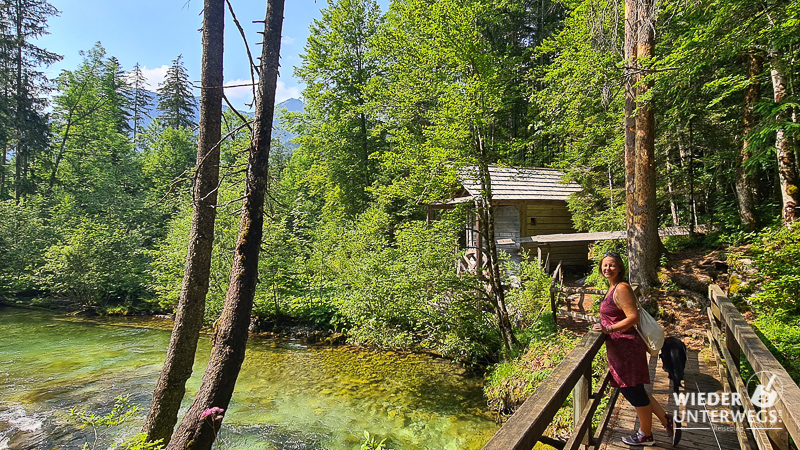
left=530, top=217, right=537, bottom=226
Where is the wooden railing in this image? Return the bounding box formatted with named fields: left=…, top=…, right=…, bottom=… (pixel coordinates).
left=483, top=331, right=619, bottom=450
left=707, top=285, right=800, bottom=450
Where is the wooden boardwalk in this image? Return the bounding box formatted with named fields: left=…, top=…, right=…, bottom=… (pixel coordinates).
left=601, top=348, right=744, bottom=450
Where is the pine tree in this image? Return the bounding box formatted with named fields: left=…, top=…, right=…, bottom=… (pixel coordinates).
left=0, top=0, right=61, bottom=200
left=103, top=56, right=132, bottom=136
left=128, top=62, right=151, bottom=149
left=156, top=55, right=197, bottom=130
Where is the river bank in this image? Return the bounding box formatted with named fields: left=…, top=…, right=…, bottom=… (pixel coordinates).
left=0, top=307, right=499, bottom=449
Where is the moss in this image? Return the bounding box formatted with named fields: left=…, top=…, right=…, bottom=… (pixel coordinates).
left=728, top=274, right=741, bottom=294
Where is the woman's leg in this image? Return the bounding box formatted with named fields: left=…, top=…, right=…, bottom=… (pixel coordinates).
left=635, top=393, right=668, bottom=436
left=648, top=392, right=668, bottom=426
left=634, top=405, right=654, bottom=436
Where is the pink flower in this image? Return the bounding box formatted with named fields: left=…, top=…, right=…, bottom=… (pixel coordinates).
left=200, top=407, right=225, bottom=420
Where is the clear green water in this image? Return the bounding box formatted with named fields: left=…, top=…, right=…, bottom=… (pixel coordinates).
left=0, top=307, right=498, bottom=449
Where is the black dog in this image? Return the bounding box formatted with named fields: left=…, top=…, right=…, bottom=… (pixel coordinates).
left=660, top=336, right=686, bottom=446
left=660, top=336, right=687, bottom=393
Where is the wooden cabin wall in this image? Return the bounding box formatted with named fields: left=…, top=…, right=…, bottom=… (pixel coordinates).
left=500, top=200, right=590, bottom=268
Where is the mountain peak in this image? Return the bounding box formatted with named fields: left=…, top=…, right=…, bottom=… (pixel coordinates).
left=276, top=98, right=304, bottom=113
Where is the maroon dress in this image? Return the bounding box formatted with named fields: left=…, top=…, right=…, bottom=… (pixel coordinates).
left=601, top=283, right=650, bottom=388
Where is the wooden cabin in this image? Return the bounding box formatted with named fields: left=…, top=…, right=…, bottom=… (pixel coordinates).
left=428, top=166, right=588, bottom=270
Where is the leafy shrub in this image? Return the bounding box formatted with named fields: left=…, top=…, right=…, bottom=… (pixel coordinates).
left=0, top=198, right=56, bottom=295
left=747, top=222, right=800, bottom=317
left=505, top=252, right=552, bottom=326
left=311, top=208, right=497, bottom=361
left=753, top=315, right=800, bottom=384
left=39, top=217, right=150, bottom=305
left=484, top=328, right=580, bottom=422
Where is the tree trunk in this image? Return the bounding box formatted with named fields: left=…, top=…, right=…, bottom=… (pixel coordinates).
left=624, top=0, right=637, bottom=260
left=476, top=156, right=517, bottom=352
left=736, top=50, right=760, bottom=231
left=165, top=0, right=284, bottom=447
left=143, top=0, right=224, bottom=444
left=770, top=56, right=800, bottom=224
left=666, top=148, right=679, bottom=226
left=14, top=0, right=24, bottom=202
left=629, top=0, right=658, bottom=287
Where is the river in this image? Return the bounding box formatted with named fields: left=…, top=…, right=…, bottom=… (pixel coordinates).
left=0, top=307, right=498, bottom=449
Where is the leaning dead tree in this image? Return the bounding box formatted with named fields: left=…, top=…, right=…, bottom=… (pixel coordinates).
left=143, top=0, right=224, bottom=444
left=165, top=0, right=285, bottom=447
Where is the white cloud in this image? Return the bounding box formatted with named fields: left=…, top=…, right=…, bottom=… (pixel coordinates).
left=283, top=36, right=297, bottom=46
left=139, top=65, right=170, bottom=91
left=223, top=78, right=300, bottom=111
left=275, top=80, right=300, bottom=104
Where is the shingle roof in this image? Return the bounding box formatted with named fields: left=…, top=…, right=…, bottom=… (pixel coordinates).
left=459, top=166, right=581, bottom=201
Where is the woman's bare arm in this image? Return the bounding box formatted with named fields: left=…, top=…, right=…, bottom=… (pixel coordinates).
left=610, top=283, right=639, bottom=332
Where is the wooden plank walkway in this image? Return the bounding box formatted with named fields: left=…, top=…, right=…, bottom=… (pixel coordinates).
left=601, top=347, right=744, bottom=450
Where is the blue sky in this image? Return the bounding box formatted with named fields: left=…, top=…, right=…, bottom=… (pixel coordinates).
left=35, top=0, right=365, bottom=111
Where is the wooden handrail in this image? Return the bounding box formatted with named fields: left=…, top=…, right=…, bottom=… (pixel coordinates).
left=483, top=331, right=614, bottom=450
left=707, top=285, right=800, bottom=450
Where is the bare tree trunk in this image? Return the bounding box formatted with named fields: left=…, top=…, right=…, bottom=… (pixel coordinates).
left=666, top=148, right=679, bottom=226
left=143, top=0, right=224, bottom=444
left=770, top=56, right=800, bottom=224
left=0, top=145, right=5, bottom=197
left=473, top=130, right=517, bottom=352
left=629, top=0, right=658, bottom=287
left=476, top=160, right=517, bottom=352
left=736, top=50, right=760, bottom=231
left=165, top=0, right=284, bottom=447
left=624, top=0, right=638, bottom=260
left=14, top=0, right=24, bottom=202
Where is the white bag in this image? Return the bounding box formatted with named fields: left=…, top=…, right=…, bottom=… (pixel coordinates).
left=634, top=299, right=665, bottom=354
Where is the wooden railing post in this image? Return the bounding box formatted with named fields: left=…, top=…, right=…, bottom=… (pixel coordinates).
left=573, top=365, right=592, bottom=447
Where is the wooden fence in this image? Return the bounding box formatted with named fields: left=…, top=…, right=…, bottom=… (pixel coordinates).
left=707, top=285, right=800, bottom=450
left=482, top=330, right=619, bottom=450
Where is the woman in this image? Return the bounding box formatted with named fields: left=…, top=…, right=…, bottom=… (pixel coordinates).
left=592, top=252, right=675, bottom=446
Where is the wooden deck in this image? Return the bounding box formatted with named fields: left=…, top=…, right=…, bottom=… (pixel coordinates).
left=601, top=348, right=744, bottom=450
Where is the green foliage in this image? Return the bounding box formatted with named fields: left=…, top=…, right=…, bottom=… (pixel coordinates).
left=0, top=0, right=61, bottom=200
left=305, top=207, right=497, bottom=360
left=747, top=222, right=800, bottom=317
left=484, top=328, right=580, bottom=420
left=292, top=0, right=387, bottom=217
left=753, top=315, right=800, bottom=384
left=533, top=0, right=625, bottom=230
left=39, top=216, right=150, bottom=305
left=68, top=395, right=164, bottom=450
left=139, top=122, right=196, bottom=199
left=361, top=431, right=394, bottom=450
left=156, top=55, right=196, bottom=129
left=505, top=253, right=552, bottom=326
left=0, top=198, right=56, bottom=294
